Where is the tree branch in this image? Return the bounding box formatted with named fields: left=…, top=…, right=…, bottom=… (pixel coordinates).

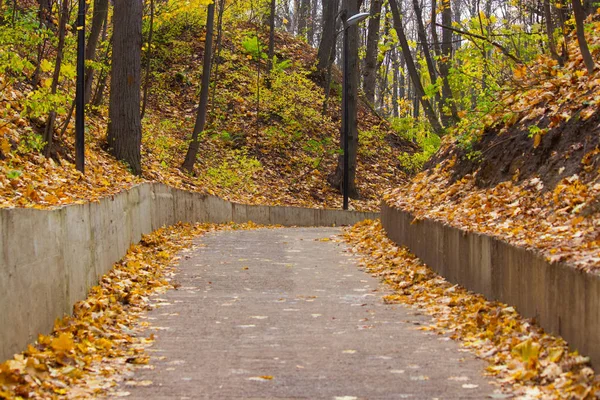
left=435, top=23, right=524, bottom=65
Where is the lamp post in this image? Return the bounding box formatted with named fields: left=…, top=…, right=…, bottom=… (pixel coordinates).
left=75, top=0, right=85, bottom=173
left=341, top=11, right=369, bottom=210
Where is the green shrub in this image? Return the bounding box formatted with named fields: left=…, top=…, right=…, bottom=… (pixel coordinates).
left=390, top=116, right=441, bottom=174
left=206, top=150, right=262, bottom=189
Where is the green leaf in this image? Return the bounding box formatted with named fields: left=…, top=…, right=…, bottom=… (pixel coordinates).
left=40, top=59, right=53, bottom=73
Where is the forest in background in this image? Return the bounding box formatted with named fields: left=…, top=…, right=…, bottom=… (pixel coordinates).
left=0, top=0, right=598, bottom=211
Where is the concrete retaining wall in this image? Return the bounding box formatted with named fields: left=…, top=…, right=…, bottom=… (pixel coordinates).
left=381, top=202, right=600, bottom=367
left=0, top=183, right=378, bottom=361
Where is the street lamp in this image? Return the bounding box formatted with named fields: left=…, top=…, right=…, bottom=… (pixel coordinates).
left=75, top=0, right=85, bottom=173
left=341, top=11, right=369, bottom=210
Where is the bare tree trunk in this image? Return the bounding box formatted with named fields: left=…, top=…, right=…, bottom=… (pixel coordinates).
left=399, top=53, right=406, bottom=109
left=267, top=0, right=276, bottom=76
left=389, top=0, right=443, bottom=134
left=43, top=0, right=70, bottom=157
left=322, top=33, right=338, bottom=114
left=317, top=0, right=339, bottom=71
left=107, top=0, right=143, bottom=175
left=379, top=53, right=391, bottom=112
left=412, top=0, right=438, bottom=88
left=431, top=0, right=441, bottom=56
left=91, top=10, right=109, bottom=107
left=140, top=0, right=155, bottom=119
left=84, top=0, right=109, bottom=104
left=572, top=0, right=595, bottom=74
left=211, top=0, right=226, bottom=106
left=391, top=47, right=399, bottom=118
left=363, top=0, right=382, bottom=105
left=181, top=1, right=215, bottom=172
left=556, top=0, right=569, bottom=61
left=314, top=0, right=320, bottom=45
left=297, top=0, right=310, bottom=38
left=329, top=1, right=360, bottom=200
left=543, top=0, right=562, bottom=65
left=376, top=3, right=391, bottom=111
left=439, top=0, right=459, bottom=125
left=31, top=0, right=51, bottom=87
left=283, top=0, right=293, bottom=32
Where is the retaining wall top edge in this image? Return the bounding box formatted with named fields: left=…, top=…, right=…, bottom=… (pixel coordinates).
left=380, top=200, right=600, bottom=279
left=0, top=181, right=379, bottom=217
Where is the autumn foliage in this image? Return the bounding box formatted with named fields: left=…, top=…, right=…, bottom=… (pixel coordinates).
left=386, top=15, right=600, bottom=273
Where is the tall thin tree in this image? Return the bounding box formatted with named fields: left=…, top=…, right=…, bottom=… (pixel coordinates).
left=572, top=0, right=595, bottom=74
left=84, top=0, right=109, bottom=104
left=181, top=1, right=215, bottom=172
left=267, top=0, right=276, bottom=78
left=42, top=0, right=70, bottom=157
left=389, top=0, right=443, bottom=134
left=140, top=0, right=155, bottom=119
left=363, top=0, right=382, bottom=105
left=317, top=0, right=339, bottom=72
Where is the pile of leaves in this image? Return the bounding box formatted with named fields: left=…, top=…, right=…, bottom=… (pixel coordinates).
left=0, top=221, right=262, bottom=399
left=344, top=220, right=600, bottom=399
left=385, top=16, right=600, bottom=272
left=0, top=18, right=415, bottom=212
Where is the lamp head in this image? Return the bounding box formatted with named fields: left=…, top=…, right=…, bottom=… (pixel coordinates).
left=345, top=12, right=370, bottom=27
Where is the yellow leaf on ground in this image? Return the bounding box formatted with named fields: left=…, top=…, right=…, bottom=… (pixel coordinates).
left=51, top=332, right=75, bottom=353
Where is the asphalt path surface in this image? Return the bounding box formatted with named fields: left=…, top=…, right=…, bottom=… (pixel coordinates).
left=120, top=227, right=498, bottom=399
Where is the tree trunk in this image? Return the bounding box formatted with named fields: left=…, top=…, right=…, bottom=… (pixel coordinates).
left=363, top=0, right=382, bottom=105
left=91, top=22, right=110, bottom=108
left=439, top=0, right=459, bottom=125
left=431, top=0, right=441, bottom=56
left=300, top=0, right=311, bottom=38
left=140, top=0, right=155, bottom=119
left=412, top=0, right=437, bottom=86
left=572, top=0, right=595, bottom=74
left=267, top=0, right=276, bottom=76
left=329, top=1, right=360, bottom=200
left=84, top=0, right=109, bottom=104
left=544, top=0, right=562, bottom=65
left=322, top=32, right=337, bottom=114
left=307, top=0, right=318, bottom=45
left=556, top=0, right=569, bottom=61
left=107, top=0, right=143, bottom=175
left=389, top=0, right=443, bottom=134
left=181, top=1, right=215, bottom=173
left=42, top=0, right=70, bottom=157
left=31, top=0, right=51, bottom=87
left=376, top=3, right=391, bottom=111
left=211, top=0, right=226, bottom=106
left=392, top=47, right=400, bottom=118
left=317, top=0, right=339, bottom=71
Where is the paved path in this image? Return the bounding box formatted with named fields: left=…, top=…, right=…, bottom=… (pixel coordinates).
left=121, top=228, right=497, bottom=399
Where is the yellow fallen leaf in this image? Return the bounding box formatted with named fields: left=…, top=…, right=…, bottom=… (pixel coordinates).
left=533, top=134, right=541, bottom=149
left=51, top=332, right=75, bottom=353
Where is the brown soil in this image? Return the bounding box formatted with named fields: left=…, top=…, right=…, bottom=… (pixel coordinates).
left=431, top=109, right=600, bottom=191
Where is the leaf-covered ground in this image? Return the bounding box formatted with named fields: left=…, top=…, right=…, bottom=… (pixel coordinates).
left=385, top=17, right=600, bottom=273
left=0, top=22, right=414, bottom=212
left=343, top=220, right=600, bottom=399
left=0, top=221, right=264, bottom=399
